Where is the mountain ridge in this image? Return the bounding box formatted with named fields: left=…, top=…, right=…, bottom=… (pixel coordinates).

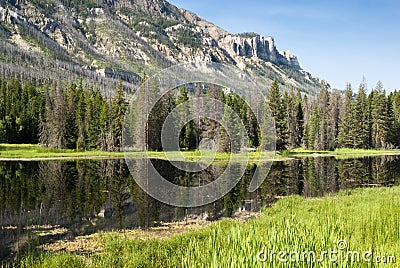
left=0, top=0, right=327, bottom=95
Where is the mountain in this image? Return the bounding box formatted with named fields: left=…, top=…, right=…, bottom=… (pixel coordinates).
left=0, top=0, right=327, bottom=95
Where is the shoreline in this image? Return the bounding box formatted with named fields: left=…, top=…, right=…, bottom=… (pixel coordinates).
left=2, top=144, right=400, bottom=161
left=16, top=186, right=400, bottom=267
left=40, top=211, right=261, bottom=254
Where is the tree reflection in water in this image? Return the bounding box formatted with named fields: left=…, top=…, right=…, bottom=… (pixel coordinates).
left=1, top=155, right=400, bottom=260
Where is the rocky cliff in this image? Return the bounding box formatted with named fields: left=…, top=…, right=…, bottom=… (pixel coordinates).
left=219, top=34, right=301, bottom=70
left=0, top=0, right=325, bottom=95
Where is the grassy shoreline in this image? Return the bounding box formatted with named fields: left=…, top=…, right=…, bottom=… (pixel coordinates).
left=1, top=144, right=400, bottom=160
left=19, top=186, right=400, bottom=267
left=0, top=144, right=279, bottom=161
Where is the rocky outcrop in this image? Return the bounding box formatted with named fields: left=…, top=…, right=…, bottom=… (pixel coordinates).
left=0, top=5, right=24, bottom=25
left=279, top=50, right=300, bottom=70
left=219, top=34, right=301, bottom=70
left=107, top=0, right=181, bottom=18
left=97, top=68, right=142, bottom=84
left=178, top=8, right=228, bottom=40
left=0, top=0, right=324, bottom=95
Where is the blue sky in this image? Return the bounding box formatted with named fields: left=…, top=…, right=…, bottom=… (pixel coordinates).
left=168, top=0, right=400, bottom=92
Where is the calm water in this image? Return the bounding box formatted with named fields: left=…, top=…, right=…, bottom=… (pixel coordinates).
left=1, top=155, right=400, bottom=260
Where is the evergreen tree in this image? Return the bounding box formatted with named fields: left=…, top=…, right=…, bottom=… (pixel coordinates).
left=327, top=89, right=341, bottom=150
left=353, top=83, right=371, bottom=148
left=3, top=75, right=400, bottom=152
left=146, top=84, right=177, bottom=151
left=75, top=79, right=87, bottom=150
left=391, top=91, right=400, bottom=147
left=302, top=94, right=310, bottom=148
left=285, top=89, right=297, bottom=149
left=386, top=93, right=396, bottom=148
left=308, top=106, right=319, bottom=150
left=65, top=82, right=78, bottom=149
left=0, top=80, right=5, bottom=142
left=176, top=86, right=195, bottom=150
left=40, top=83, right=67, bottom=149
left=314, top=86, right=330, bottom=150
left=338, top=84, right=355, bottom=148
left=99, top=98, right=110, bottom=151
left=247, top=105, right=260, bottom=148
left=111, top=81, right=128, bottom=151
left=86, top=88, right=103, bottom=149
left=295, top=90, right=304, bottom=148
left=219, top=93, right=245, bottom=153
left=267, top=80, right=288, bottom=151
left=371, top=81, right=390, bottom=148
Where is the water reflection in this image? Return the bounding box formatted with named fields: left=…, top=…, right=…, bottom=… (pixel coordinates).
left=1, top=156, right=400, bottom=260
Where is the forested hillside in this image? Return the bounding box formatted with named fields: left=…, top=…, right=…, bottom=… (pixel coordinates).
left=0, top=0, right=325, bottom=95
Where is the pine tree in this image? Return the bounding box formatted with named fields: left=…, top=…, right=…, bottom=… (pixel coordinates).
left=176, top=86, right=193, bottom=150
left=86, top=87, right=102, bottom=149
left=75, top=79, right=87, bottom=150
left=145, top=78, right=165, bottom=151
left=295, top=90, right=304, bottom=148
left=146, top=84, right=176, bottom=151
left=285, top=89, right=297, bottom=149
left=99, top=98, right=110, bottom=151
left=327, top=89, right=341, bottom=150
left=386, top=93, right=396, bottom=148
left=308, top=106, right=319, bottom=150
left=247, top=105, right=260, bottom=148
left=219, top=109, right=231, bottom=153
left=223, top=95, right=244, bottom=153
left=267, top=80, right=288, bottom=151
left=371, top=81, right=390, bottom=148
left=65, top=82, right=78, bottom=149
left=40, top=83, right=67, bottom=149
left=353, top=83, right=371, bottom=148
left=391, top=90, right=400, bottom=147
left=314, top=86, right=330, bottom=150
left=111, top=81, right=128, bottom=151
left=302, top=94, right=311, bottom=148
left=338, top=84, right=355, bottom=148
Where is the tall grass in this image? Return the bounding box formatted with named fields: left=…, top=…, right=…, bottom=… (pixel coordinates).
left=0, top=144, right=126, bottom=159
left=2, top=143, right=400, bottom=160
left=333, top=148, right=400, bottom=155
left=20, top=187, right=400, bottom=267
left=0, top=144, right=277, bottom=161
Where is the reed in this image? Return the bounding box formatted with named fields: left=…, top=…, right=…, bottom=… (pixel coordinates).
left=19, top=186, right=399, bottom=267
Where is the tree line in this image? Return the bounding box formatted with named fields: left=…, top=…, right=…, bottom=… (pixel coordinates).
left=1, top=77, right=400, bottom=152
left=0, top=78, right=128, bottom=151
left=269, top=79, right=400, bottom=151
left=126, top=83, right=261, bottom=152
left=0, top=79, right=44, bottom=144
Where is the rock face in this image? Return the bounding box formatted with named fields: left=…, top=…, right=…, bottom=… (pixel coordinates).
left=219, top=35, right=301, bottom=70
left=107, top=0, right=180, bottom=18
left=0, top=0, right=325, bottom=95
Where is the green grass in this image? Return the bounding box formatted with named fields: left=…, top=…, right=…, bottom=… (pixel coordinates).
left=148, top=150, right=277, bottom=162
left=20, top=186, right=400, bottom=267
left=333, top=148, right=400, bottom=155
left=0, top=144, right=127, bottom=159
left=2, top=144, right=400, bottom=161
left=0, top=144, right=278, bottom=162
left=290, top=147, right=400, bottom=158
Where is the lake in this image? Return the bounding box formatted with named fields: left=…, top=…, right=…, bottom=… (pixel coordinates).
left=1, top=155, right=400, bottom=260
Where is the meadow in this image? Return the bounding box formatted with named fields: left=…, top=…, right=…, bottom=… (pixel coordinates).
left=19, top=186, right=400, bottom=267
left=2, top=144, right=400, bottom=161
